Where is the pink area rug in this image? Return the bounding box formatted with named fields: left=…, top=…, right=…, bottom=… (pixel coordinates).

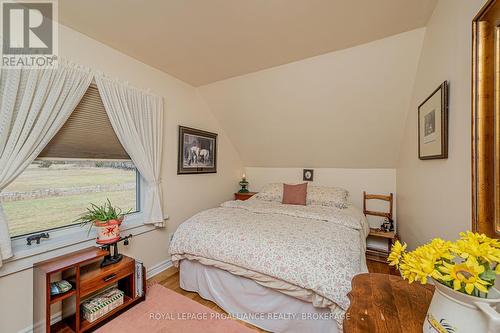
left=95, top=283, right=257, bottom=333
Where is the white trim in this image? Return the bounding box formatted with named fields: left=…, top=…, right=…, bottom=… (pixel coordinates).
left=1, top=220, right=157, bottom=277
left=18, top=311, right=62, bottom=333
left=9, top=211, right=143, bottom=259
left=146, top=259, right=172, bottom=279
left=8, top=171, right=146, bottom=259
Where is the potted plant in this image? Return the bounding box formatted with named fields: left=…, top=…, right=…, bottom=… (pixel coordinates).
left=76, top=199, right=130, bottom=244
left=388, top=232, right=500, bottom=333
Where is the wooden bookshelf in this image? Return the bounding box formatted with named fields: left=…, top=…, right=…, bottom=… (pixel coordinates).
left=33, top=247, right=145, bottom=333
left=50, top=289, right=76, bottom=304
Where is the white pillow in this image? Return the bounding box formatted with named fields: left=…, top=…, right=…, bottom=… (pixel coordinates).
left=254, top=183, right=349, bottom=209
left=254, top=183, right=283, bottom=202
left=306, top=185, right=349, bottom=209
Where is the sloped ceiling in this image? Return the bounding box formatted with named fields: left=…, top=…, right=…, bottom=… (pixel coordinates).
left=198, top=29, right=426, bottom=168
left=59, top=0, right=436, bottom=86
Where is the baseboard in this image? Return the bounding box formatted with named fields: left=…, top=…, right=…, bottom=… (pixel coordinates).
left=146, top=259, right=172, bottom=279
left=18, top=312, right=62, bottom=333
left=17, top=259, right=172, bottom=333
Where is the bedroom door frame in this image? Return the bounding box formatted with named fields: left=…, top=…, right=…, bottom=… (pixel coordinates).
left=472, top=0, right=500, bottom=238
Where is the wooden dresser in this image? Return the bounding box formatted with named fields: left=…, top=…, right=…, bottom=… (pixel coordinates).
left=344, top=273, right=434, bottom=333
left=34, top=247, right=145, bottom=333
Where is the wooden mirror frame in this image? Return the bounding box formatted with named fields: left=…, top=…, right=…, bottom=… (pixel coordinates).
left=472, top=0, right=500, bottom=238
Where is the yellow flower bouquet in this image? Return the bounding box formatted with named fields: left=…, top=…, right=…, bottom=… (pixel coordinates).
left=388, top=231, right=500, bottom=298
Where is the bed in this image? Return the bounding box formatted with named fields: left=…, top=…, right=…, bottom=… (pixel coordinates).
left=169, top=186, right=369, bottom=333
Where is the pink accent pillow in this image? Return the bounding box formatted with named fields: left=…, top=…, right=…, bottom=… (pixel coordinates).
left=282, top=183, right=308, bottom=205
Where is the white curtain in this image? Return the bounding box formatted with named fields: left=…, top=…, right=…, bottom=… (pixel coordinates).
left=95, top=75, right=164, bottom=227
left=0, top=63, right=93, bottom=266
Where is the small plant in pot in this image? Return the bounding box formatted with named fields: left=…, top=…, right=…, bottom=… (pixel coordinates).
left=76, top=199, right=130, bottom=244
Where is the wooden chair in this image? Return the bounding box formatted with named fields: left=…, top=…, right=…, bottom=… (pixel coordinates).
left=362, top=192, right=393, bottom=220
left=363, top=192, right=397, bottom=269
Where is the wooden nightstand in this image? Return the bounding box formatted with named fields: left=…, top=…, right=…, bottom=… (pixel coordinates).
left=344, top=273, right=434, bottom=333
left=234, top=192, right=257, bottom=201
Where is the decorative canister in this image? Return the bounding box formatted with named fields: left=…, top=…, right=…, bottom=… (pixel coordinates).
left=94, top=217, right=122, bottom=244
left=81, top=287, right=125, bottom=322
left=424, top=279, right=500, bottom=333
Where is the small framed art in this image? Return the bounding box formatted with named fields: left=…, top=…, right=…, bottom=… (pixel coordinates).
left=303, top=169, right=314, bottom=181
left=177, top=126, right=217, bottom=174
left=418, top=81, right=449, bottom=160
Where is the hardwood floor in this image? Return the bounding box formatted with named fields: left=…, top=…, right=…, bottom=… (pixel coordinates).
left=147, top=260, right=398, bottom=333
left=367, top=259, right=399, bottom=275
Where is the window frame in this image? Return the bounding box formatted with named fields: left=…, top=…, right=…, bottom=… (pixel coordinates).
left=1, top=160, right=151, bottom=277
left=6, top=158, right=141, bottom=240
left=472, top=1, right=500, bottom=238
left=2, top=208, right=154, bottom=277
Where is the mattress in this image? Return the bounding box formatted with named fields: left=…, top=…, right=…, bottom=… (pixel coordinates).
left=179, top=259, right=339, bottom=333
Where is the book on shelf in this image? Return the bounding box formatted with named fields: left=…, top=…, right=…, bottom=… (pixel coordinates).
left=366, top=248, right=389, bottom=255
left=135, top=259, right=144, bottom=297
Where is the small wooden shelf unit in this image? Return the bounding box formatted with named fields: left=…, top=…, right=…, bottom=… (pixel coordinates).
left=34, top=247, right=145, bottom=333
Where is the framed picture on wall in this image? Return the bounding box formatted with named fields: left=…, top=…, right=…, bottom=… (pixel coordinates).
left=418, top=81, right=449, bottom=160
left=177, top=126, right=217, bottom=174
left=303, top=169, right=314, bottom=181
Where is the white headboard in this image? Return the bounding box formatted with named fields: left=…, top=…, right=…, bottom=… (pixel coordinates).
left=245, top=167, right=396, bottom=229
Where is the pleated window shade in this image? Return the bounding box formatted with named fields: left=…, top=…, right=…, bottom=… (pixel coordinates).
left=39, top=85, right=130, bottom=160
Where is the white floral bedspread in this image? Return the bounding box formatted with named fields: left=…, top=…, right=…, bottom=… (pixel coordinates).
left=169, top=198, right=369, bottom=313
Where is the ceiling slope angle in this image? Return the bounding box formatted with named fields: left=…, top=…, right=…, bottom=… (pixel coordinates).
left=198, top=29, right=427, bottom=168
left=59, top=0, right=437, bottom=86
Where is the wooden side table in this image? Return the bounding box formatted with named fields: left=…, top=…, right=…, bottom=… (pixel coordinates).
left=344, top=273, right=434, bottom=333
left=34, top=247, right=145, bottom=333
left=234, top=192, right=257, bottom=201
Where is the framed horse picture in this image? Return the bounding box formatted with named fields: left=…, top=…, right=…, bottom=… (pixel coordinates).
left=177, top=126, right=217, bottom=174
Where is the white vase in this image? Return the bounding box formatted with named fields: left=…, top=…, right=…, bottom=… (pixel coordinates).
left=423, top=279, right=500, bottom=333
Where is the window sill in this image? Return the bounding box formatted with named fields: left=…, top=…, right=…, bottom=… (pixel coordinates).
left=0, top=213, right=158, bottom=277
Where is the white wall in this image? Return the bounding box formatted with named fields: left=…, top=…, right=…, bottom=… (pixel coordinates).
left=0, top=1, right=486, bottom=331
left=396, top=0, right=486, bottom=249
left=0, top=24, right=243, bottom=333
left=245, top=167, right=396, bottom=229
left=199, top=29, right=425, bottom=168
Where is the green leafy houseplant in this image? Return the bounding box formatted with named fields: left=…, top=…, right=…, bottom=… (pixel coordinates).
left=76, top=199, right=131, bottom=235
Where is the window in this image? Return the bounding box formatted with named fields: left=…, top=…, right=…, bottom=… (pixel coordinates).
left=3, top=160, right=139, bottom=237
left=2, top=85, right=140, bottom=238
